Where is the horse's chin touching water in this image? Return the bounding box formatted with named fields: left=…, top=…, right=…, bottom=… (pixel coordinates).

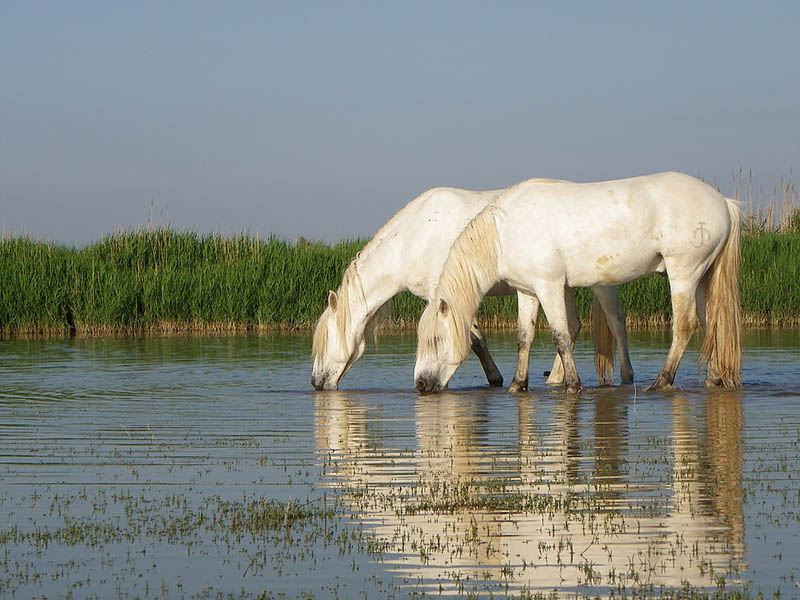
left=311, top=184, right=631, bottom=392
left=414, top=172, right=742, bottom=394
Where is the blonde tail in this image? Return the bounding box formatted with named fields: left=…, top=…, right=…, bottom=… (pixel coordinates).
left=701, top=197, right=743, bottom=387
left=592, top=293, right=615, bottom=384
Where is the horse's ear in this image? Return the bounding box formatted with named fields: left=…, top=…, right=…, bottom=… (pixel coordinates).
left=438, top=299, right=449, bottom=316
left=328, top=290, right=338, bottom=311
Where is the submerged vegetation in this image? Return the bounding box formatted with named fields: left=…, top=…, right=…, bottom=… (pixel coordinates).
left=5, top=334, right=799, bottom=597
left=2, top=183, right=800, bottom=337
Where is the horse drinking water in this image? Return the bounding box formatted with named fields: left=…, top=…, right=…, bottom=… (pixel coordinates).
left=311, top=185, right=632, bottom=391
left=414, top=172, right=742, bottom=394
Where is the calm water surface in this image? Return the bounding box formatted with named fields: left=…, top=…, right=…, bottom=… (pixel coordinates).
left=1, top=330, right=799, bottom=598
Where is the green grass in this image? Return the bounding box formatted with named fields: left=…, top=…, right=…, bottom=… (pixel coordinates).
left=1, top=228, right=799, bottom=336
left=739, top=231, right=800, bottom=324
left=0, top=231, right=362, bottom=335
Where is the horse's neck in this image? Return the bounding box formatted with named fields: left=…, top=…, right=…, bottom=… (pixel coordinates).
left=345, top=262, right=395, bottom=334
left=352, top=242, right=405, bottom=315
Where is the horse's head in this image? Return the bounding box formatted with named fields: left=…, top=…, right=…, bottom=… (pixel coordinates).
left=414, top=203, right=500, bottom=394
left=311, top=289, right=367, bottom=391
left=414, top=298, right=468, bottom=394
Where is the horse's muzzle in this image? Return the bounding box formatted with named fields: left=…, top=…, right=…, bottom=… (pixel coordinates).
left=414, top=374, right=444, bottom=395
left=311, top=374, right=336, bottom=391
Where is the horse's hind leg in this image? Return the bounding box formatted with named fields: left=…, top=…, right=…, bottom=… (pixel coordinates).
left=510, top=292, right=540, bottom=393
left=545, top=355, right=565, bottom=385
left=470, top=321, right=504, bottom=387
left=648, top=283, right=700, bottom=391
left=546, top=287, right=580, bottom=386
left=594, top=286, right=634, bottom=384
left=694, top=276, right=723, bottom=385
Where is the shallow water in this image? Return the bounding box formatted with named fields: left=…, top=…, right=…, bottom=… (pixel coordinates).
left=1, top=330, right=799, bottom=598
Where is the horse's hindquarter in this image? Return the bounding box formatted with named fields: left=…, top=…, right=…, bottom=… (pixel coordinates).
left=647, top=174, right=732, bottom=268
left=496, top=173, right=728, bottom=289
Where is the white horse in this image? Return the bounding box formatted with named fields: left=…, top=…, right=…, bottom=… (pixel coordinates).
left=311, top=185, right=632, bottom=391
left=414, top=172, right=742, bottom=394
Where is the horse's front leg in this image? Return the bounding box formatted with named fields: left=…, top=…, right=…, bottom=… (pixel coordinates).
left=509, top=292, right=539, bottom=393
left=469, top=321, right=504, bottom=387
left=545, top=287, right=580, bottom=386
left=538, top=283, right=582, bottom=393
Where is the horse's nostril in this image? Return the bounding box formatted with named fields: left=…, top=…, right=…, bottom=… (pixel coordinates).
left=415, top=375, right=441, bottom=395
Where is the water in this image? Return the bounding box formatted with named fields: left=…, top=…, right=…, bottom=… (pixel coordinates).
left=1, top=330, right=799, bottom=598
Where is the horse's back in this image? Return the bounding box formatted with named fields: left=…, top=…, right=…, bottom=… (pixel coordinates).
left=359, top=186, right=501, bottom=297
left=497, top=172, right=732, bottom=287
left=368, top=186, right=494, bottom=244
left=509, top=172, right=729, bottom=242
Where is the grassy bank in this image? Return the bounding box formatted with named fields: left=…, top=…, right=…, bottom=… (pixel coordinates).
left=1, top=228, right=799, bottom=337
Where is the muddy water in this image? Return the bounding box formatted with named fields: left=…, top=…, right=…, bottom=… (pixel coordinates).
left=1, top=330, right=799, bottom=598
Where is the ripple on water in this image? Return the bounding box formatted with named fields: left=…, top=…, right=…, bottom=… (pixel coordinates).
left=0, top=330, right=799, bottom=597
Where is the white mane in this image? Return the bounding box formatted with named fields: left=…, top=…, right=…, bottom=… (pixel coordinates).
left=311, top=259, right=390, bottom=362
left=312, top=261, right=359, bottom=361
left=418, top=204, right=502, bottom=364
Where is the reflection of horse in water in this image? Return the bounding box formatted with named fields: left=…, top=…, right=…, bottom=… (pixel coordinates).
left=314, top=389, right=746, bottom=594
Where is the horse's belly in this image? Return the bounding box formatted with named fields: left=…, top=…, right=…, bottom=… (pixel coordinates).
left=566, top=250, right=664, bottom=287
left=485, top=281, right=516, bottom=297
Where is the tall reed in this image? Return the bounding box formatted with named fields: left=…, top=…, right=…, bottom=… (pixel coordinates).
left=1, top=231, right=363, bottom=335
left=732, top=167, right=800, bottom=235
left=1, top=217, right=799, bottom=337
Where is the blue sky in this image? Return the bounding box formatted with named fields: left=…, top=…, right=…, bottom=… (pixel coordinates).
left=2, top=1, right=798, bottom=245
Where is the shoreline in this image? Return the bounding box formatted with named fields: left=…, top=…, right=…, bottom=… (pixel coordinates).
left=2, top=314, right=798, bottom=340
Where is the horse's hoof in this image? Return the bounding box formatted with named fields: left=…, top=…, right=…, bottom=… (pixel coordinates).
left=646, top=380, right=674, bottom=392
left=509, top=380, right=528, bottom=393
left=705, top=377, right=724, bottom=388
left=705, top=377, right=742, bottom=389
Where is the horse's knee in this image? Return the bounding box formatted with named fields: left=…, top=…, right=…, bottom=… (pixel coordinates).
left=552, top=329, right=570, bottom=352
